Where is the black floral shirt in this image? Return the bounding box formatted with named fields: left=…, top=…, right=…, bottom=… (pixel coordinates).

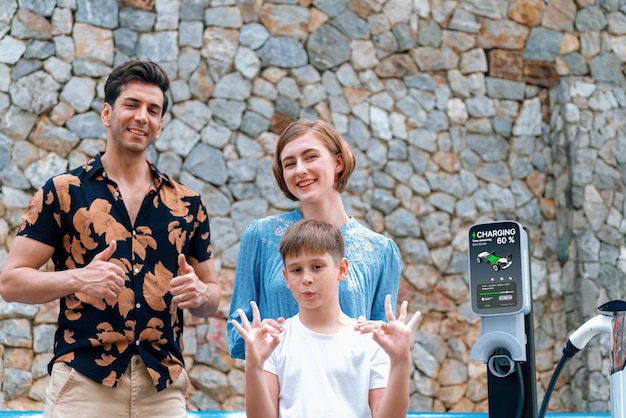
left=18, top=154, right=212, bottom=391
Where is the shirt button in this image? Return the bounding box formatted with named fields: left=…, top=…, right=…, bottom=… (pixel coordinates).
left=132, top=230, right=137, bottom=236
left=136, top=303, right=141, bottom=309
left=135, top=340, right=140, bottom=346
left=114, top=191, right=120, bottom=197
left=134, top=268, right=139, bottom=274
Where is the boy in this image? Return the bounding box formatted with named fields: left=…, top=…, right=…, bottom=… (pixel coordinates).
left=232, top=218, right=420, bottom=418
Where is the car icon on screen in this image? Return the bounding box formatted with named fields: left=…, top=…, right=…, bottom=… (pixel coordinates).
left=477, top=251, right=513, bottom=271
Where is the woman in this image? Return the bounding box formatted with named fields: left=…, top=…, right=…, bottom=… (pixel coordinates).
left=228, top=119, right=402, bottom=359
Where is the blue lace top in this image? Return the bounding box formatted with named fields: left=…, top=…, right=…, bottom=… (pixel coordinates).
left=228, top=208, right=402, bottom=359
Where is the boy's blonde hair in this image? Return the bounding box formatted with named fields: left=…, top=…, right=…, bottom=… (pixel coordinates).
left=279, top=219, right=345, bottom=264
left=272, top=119, right=356, bottom=201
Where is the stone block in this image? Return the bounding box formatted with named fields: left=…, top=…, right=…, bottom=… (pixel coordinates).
left=488, top=49, right=524, bottom=81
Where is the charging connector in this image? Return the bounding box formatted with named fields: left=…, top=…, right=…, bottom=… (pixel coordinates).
left=487, top=348, right=525, bottom=418
left=568, top=314, right=613, bottom=351
left=489, top=348, right=515, bottom=377
left=537, top=314, right=613, bottom=418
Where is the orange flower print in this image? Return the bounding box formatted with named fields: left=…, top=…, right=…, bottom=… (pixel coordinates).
left=75, top=292, right=106, bottom=311
left=124, top=321, right=135, bottom=339
left=159, top=184, right=195, bottom=221
left=65, top=310, right=82, bottom=321
left=116, top=287, right=136, bottom=318
left=63, top=234, right=88, bottom=266
left=19, top=189, right=44, bottom=231
left=167, top=221, right=187, bottom=253
left=147, top=367, right=163, bottom=386
left=133, top=225, right=157, bottom=261
left=101, top=370, right=120, bottom=387
left=88, top=199, right=129, bottom=242
left=72, top=210, right=99, bottom=251
left=139, top=318, right=167, bottom=350
left=64, top=295, right=83, bottom=321
left=195, top=202, right=207, bottom=223
left=63, top=329, right=76, bottom=344
left=90, top=322, right=129, bottom=354
left=143, top=262, right=173, bottom=311
left=52, top=174, right=81, bottom=213
left=56, top=353, right=75, bottom=364
left=95, top=353, right=116, bottom=367
left=66, top=199, right=129, bottom=267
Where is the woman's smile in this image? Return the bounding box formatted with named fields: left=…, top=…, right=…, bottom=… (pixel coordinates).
left=297, top=179, right=316, bottom=188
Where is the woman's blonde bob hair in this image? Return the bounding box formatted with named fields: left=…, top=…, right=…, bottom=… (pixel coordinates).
left=272, top=119, right=356, bottom=201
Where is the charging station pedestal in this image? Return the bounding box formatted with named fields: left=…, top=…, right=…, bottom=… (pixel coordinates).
left=468, top=221, right=537, bottom=418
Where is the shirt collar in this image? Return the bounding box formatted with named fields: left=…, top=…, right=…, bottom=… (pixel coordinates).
left=85, top=152, right=173, bottom=187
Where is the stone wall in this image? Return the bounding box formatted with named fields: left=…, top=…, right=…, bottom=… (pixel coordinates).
left=0, top=0, right=625, bottom=413
left=548, top=74, right=626, bottom=412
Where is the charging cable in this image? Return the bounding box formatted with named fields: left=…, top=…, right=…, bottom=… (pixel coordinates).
left=537, top=314, right=613, bottom=418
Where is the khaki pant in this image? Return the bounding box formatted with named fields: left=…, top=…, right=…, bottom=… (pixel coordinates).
left=43, top=355, right=188, bottom=418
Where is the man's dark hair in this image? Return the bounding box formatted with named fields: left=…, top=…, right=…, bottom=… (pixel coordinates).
left=104, top=60, right=170, bottom=116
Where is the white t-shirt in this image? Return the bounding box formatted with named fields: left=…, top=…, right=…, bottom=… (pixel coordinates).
left=264, top=314, right=390, bottom=418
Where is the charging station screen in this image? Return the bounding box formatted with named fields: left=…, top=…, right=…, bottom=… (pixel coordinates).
left=469, top=221, right=526, bottom=315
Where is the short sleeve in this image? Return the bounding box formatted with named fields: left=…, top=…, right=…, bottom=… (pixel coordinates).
left=18, top=179, right=63, bottom=248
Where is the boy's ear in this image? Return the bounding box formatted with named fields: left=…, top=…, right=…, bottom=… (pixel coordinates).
left=283, top=267, right=291, bottom=289
left=337, top=258, right=349, bottom=282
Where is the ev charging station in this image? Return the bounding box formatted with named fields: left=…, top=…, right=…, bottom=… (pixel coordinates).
left=468, top=220, right=537, bottom=418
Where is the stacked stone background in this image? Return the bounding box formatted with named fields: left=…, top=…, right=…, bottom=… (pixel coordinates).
left=0, top=0, right=625, bottom=413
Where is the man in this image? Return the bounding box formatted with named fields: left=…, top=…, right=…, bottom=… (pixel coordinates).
left=0, top=60, right=220, bottom=418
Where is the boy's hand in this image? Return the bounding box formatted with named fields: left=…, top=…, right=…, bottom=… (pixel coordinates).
left=260, top=316, right=285, bottom=333
left=356, top=295, right=421, bottom=361
left=231, top=301, right=283, bottom=367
